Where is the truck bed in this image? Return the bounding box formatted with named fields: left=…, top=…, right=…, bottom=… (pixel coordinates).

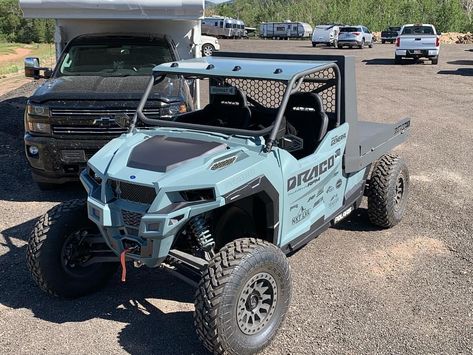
left=356, top=118, right=411, bottom=168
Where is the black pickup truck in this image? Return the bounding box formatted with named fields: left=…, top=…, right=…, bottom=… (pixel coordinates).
left=381, top=26, right=401, bottom=44
left=24, top=34, right=193, bottom=189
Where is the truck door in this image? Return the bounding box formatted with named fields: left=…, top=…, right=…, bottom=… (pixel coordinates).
left=278, top=123, right=349, bottom=247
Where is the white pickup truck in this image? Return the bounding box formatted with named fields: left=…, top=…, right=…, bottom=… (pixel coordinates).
left=395, top=24, right=440, bottom=64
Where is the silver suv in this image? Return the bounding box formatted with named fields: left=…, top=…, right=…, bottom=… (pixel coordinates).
left=338, top=26, right=374, bottom=49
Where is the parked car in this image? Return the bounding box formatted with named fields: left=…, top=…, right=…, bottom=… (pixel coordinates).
left=311, top=24, right=342, bottom=47
left=395, top=24, right=440, bottom=64
left=381, top=26, right=401, bottom=44
left=337, top=26, right=374, bottom=48
left=201, top=35, right=220, bottom=56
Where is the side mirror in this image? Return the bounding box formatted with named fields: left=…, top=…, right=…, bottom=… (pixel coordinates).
left=437, top=32, right=442, bottom=36
left=115, top=113, right=131, bottom=128
left=44, top=68, right=53, bottom=79
left=25, top=57, right=40, bottom=78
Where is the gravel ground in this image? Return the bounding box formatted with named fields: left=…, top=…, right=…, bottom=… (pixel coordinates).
left=0, top=41, right=472, bottom=355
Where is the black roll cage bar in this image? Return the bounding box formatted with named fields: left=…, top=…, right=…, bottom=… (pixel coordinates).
left=132, top=63, right=341, bottom=152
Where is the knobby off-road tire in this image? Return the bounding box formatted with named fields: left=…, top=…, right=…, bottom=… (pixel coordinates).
left=27, top=199, right=118, bottom=298
left=194, top=238, right=292, bottom=355
left=368, top=154, right=410, bottom=228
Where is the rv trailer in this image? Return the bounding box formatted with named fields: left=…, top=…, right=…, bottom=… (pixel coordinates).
left=202, top=16, right=246, bottom=38
left=260, top=21, right=313, bottom=39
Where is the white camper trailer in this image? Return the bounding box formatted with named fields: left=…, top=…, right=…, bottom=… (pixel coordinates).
left=201, top=16, right=245, bottom=38
left=260, top=21, right=313, bottom=39
left=19, top=0, right=205, bottom=187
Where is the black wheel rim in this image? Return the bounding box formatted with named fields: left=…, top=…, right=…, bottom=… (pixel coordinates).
left=236, top=272, right=278, bottom=335
left=393, top=173, right=405, bottom=212
left=61, top=229, right=101, bottom=277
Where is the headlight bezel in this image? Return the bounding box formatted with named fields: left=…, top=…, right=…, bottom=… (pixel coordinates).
left=25, top=104, right=51, bottom=134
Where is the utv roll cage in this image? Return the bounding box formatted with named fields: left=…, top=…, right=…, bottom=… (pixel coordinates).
left=133, top=53, right=343, bottom=151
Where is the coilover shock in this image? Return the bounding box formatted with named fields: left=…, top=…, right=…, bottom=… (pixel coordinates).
left=188, top=215, right=215, bottom=256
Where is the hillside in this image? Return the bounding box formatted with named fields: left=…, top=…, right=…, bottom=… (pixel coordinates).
left=211, top=0, right=473, bottom=32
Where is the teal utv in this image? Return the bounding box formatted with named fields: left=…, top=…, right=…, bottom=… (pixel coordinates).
left=27, top=53, right=411, bottom=355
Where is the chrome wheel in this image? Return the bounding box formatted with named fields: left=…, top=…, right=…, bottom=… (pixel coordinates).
left=202, top=44, right=214, bottom=57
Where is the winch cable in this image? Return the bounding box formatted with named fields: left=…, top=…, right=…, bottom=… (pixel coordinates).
left=120, top=247, right=138, bottom=283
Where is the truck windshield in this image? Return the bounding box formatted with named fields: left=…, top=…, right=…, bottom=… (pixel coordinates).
left=58, top=38, right=173, bottom=77
left=402, top=26, right=434, bottom=35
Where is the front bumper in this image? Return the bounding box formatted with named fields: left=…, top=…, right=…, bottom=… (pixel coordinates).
left=86, top=196, right=180, bottom=268
left=25, top=133, right=108, bottom=183
left=81, top=171, right=221, bottom=268
left=396, top=48, right=439, bottom=58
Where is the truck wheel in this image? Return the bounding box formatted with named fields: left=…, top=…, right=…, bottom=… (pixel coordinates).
left=359, top=39, right=365, bottom=49
left=431, top=56, right=439, bottom=65
left=394, top=55, right=402, bottom=64
left=369, top=41, right=374, bottom=48
left=194, top=238, right=291, bottom=355
left=202, top=44, right=215, bottom=57
left=312, top=42, right=317, bottom=47
left=368, top=154, right=410, bottom=228
left=382, top=39, right=386, bottom=44
left=26, top=199, right=118, bottom=298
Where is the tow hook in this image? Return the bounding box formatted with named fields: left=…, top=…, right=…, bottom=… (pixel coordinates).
left=120, top=245, right=139, bottom=283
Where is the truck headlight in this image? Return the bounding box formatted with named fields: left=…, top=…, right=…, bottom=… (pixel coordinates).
left=26, top=104, right=51, bottom=134
left=161, top=102, right=187, bottom=119
left=27, top=104, right=50, bottom=117
left=26, top=121, right=51, bottom=134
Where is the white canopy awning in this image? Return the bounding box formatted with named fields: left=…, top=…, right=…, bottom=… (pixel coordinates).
left=20, top=0, right=204, bottom=20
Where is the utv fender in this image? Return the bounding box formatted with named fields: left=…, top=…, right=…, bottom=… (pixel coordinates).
left=223, top=175, right=280, bottom=245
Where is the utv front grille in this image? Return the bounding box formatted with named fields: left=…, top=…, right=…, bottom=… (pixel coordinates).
left=110, top=180, right=157, bottom=205
left=122, top=210, right=143, bottom=227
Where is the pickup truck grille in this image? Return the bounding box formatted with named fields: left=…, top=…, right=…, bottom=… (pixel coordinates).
left=50, top=108, right=161, bottom=136
left=53, top=126, right=127, bottom=135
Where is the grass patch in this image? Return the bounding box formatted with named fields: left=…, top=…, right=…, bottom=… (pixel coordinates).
left=0, top=43, right=19, bottom=55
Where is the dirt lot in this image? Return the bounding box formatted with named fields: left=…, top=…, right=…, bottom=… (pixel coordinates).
left=0, top=41, right=472, bottom=354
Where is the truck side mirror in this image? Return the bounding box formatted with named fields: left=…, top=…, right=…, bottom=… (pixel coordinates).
left=43, top=68, right=53, bottom=79
left=115, top=113, right=131, bottom=128
left=25, top=57, right=40, bottom=78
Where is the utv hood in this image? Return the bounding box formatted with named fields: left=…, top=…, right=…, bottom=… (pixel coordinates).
left=127, top=135, right=227, bottom=173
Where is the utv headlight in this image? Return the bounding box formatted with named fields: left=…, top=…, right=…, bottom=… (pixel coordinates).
left=161, top=102, right=187, bottom=118
left=88, top=167, right=103, bottom=185
left=179, top=188, right=215, bottom=202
